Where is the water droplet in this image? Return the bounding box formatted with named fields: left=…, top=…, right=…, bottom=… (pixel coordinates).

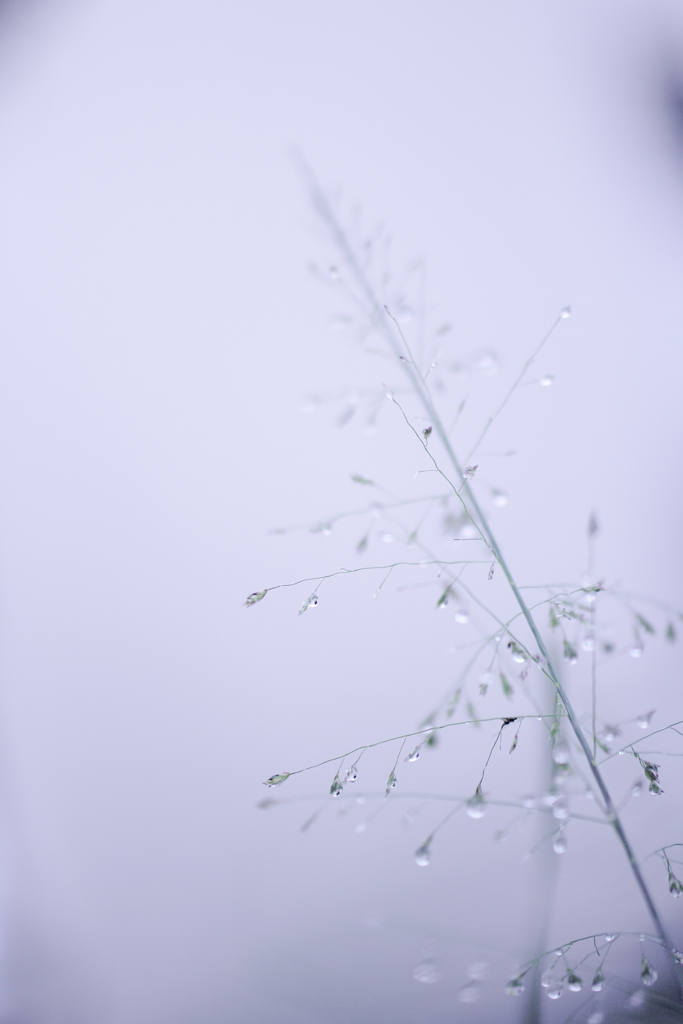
left=505, top=978, right=525, bottom=996
left=672, top=949, right=683, bottom=964
left=539, top=375, right=554, bottom=387
left=629, top=645, right=643, bottom=659
left=553, top=831, right=567, bottom=855
left=587, top=1013, right=605, bottom=1024
left=552, top=797, right=569, bottom=820
left=560, top=306, right=571, bottom=319
left=637, top=710, right=654, bottom=729
left=640, top=959, right=657, bottom=986
left=541, top=969, right=555, bottom=988
left=385, top=771, right=397, bottom=797
left=466, top=793, right=486, bottom=819
left=604, top=934, right=616, bottom=943
left=344, top=765, right=358, bottom=783
left=405, top=745, right=421, bottom=763
left=330, top=776, right=343, bottom=798
left=567, top=972, right=582, bottom=992
left=454, top=609, right=469, bottom=624
left=492, top=490, right=508, bottom=507
left=467, top=961, right=489, bottom=981
left=414, top=842, right=431, bottom=867
left=582, top=633, right=596, bottom=652
left=299, top=593, right=319, bottom=615
left=512, top=651, right=526, bottom=664
left=413, top=960, right=440, bottom=984
left=463, top=464, right=478, bottom=480
left=591, top=970, right=606, bottom=992
left=552, top=739, right=570, bottom=765
left=547, top=980, right=564, bottom=999
left=627, top=988, right=645, bottom=1008
left=475, top=351, right=498, bottom=375
left=457, top=983, right=480, bottom=1003
left=631, top=780, right=643, bottom=797
left=521, top=795, right=537, bottom=809
left=381, top=533, right=394, bottom=543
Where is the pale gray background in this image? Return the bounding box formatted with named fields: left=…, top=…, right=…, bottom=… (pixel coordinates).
left=0, top=1, right=682, bottom=1022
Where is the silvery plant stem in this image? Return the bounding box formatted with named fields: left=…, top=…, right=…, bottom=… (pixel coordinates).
left=309, top=180, right=683, bottom=996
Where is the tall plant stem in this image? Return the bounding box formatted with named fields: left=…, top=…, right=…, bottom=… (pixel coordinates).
left=308, top=177, right=683, bottom=994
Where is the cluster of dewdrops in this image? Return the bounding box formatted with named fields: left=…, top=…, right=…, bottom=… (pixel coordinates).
left=504, top=935, right=668, bottom=1022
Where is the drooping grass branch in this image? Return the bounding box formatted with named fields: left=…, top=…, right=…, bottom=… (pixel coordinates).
left=303, top=173, right=683, bottom=992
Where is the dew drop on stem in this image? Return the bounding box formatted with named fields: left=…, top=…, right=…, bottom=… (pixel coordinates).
left=541, top=969, right=554, bottom=988
left=591, top=970, right=606, bottom=992
left=637, top=710, right=654, bottom=729
left=560, top=306, right=571, bottom=319
left=405, top=745, right=421, bottom=762
left=466, top=792, right=486, bottom=819
left=505, top=978, right=525, bottom=996
left=640, top=958, right=657, bottom=986
left=552, top=739, right=570, bottom=765
left=413, top=960, right=440, bottom=984
left=547, top=980, right=564, bottom=999
left=553, top=830, right=567, bottom=855
left=453, top=609, right=469, bottom=624
left=566, top=972, right=582, bottom=992
left=330, top=776, right=343, bottom=798
left=552, top=796, right=569, bottom=820
left=414, top=842, right=431, bottom=867
left=344, top=765, right=358, bottom=783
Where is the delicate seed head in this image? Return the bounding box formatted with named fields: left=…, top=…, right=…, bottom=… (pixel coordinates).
left=244, top=589, right=268, bottom=607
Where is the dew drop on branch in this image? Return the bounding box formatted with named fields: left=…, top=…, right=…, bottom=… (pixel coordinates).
left=560, top=306, right=571, bottom=319
left=541, top=969, right=555, bottom=988
left=551, top=739, right=570, bottom=765
left=263, top=772, right=291, bottom=788
left=547, top=980, right=564, bottom=999
left=552, top=796, right=569, bottom=820
left=385, top=771, right=397, bottom=797
left=553, top=830, right=567, bottom=855
left=413, top=960, right=440, bottom=984
left=466, top=792, right=486, bottom=819
left=591, top=970, right=606, bottom=992
left=457, top=983, right=480, bottom=1003
left=414, top=842, right=431, bottom=867
left=299, top=593, right=319, bottom=615
left=539, top=375, right=554, bottom=387
left=330, top=776, right=343, bottom=798
left=640, top=959, right=657, bottom=986
left=637, top=710, right=654, bottom=729
left=629, top=644, right=643, bottom=659
left=505, top=978, right=525, bottom=996
left=405, top=745, right=421, bottom=763
left=566, top=972, right=582, bottom=992
left=453, top=608, right=469, bottom=624
left=344, top=765, right=358, bottom=783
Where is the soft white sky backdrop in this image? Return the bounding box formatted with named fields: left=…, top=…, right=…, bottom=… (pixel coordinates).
left=0, top=2, right=682, bottom=1022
